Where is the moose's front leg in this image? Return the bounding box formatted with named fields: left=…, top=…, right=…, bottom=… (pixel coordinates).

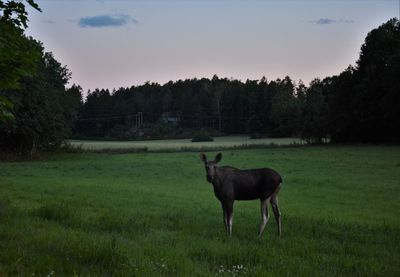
left=221, top=202, right=228, bottom=234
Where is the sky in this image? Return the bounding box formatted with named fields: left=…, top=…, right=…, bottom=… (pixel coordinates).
left=25, top=0, right=399, bottom=93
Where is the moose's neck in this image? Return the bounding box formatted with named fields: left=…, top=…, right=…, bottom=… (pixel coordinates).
left=211, top=177, right=222, bottom=201
left=211, top=168, right=223, bottom=188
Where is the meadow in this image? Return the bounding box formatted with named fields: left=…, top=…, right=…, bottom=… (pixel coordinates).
left=67, top=136, right=303, bottom=152
left=0, top=145, right=399, bottom=276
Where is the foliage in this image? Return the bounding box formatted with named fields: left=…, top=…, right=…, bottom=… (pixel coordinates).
left=0, top=40, right=82, bottom=154
left=0, top=146, right=399, bottom=275
left=0, top=95, right=13, bottom=121
left=0, top=21, right=40, bottom=89
left=326, top=18, right=400, bottom=143
left=300, top=78, right=329, bottom=143
left=75, top=76, right=302, bottom=139
left=191, top=130, right=214, bottom=142
left=140, top=121, right=180, bottom=140
left=0, top=0, right=81, bottom=154
left=0, top=0, right=41, bottom=121
left=269, top=77, right=301, bottom=137
left=0, top=0, right=41, bottom=28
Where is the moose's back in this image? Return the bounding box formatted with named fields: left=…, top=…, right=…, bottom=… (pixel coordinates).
left=219, top=167, right=282, bottom=201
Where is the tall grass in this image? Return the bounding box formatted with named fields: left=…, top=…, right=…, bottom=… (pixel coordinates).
left=0, top=146, right=399, bottom=275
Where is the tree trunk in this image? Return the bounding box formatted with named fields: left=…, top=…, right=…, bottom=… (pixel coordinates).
left=30, top=136, right=36, bottom=157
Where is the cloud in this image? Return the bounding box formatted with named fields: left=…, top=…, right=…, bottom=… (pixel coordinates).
left=43, top=19, right=56, bottom=24
left=316, top=18, right=336, bottom=25
left=312, top=18, right=354, bottom=25
left=78, top=14, right=138, bottom=28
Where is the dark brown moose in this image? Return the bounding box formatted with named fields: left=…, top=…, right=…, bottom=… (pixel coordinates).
left=200, top=152, right=282, bottom=237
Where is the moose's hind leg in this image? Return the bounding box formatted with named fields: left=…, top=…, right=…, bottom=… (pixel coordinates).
left=270, top=195, right=281, bottom=236
left=258, top=197, right=270, bottom=237
left=221, top=202, right=228, bottom=234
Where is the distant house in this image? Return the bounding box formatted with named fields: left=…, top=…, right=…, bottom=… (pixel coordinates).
left=161, top=112, right=179, bottom=124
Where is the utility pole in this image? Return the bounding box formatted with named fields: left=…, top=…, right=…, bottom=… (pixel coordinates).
left=135, top=112, right=143, bottom=129
left=138, top=112, right=143, bottom=127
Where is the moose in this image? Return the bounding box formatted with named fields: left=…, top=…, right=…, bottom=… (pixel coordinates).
left=200, top=152, right=282, bottom=237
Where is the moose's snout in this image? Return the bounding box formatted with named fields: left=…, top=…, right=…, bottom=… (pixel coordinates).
left=206, top=174, right=213, bottom=182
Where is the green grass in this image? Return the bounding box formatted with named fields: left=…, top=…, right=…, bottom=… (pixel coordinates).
left=0, top=146, right=399, bottom=275
left=68, top=136, right=303, bottom=152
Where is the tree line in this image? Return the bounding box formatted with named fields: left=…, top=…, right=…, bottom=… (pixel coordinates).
left=1, top=0, right=399, bottom=155
left=76, top=18, right=400, bottom=144
left=75, top=75, right=303, bottom=139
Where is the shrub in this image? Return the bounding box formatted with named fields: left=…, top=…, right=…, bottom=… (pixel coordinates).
left=249, top=133, right=267, bottom=139
left=191, top=130, right=214, bottom=142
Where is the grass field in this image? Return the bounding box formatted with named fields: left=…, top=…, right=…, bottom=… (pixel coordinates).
left=67, top=136, right=303, bottom=152
left=1, top=146, right=400, bottom=275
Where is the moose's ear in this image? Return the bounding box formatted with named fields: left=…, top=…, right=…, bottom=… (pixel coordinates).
left=200, top=153, right=207, bottom=162
left=214, top=152, right=222, bottom=163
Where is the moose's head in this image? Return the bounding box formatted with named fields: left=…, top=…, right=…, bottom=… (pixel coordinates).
left=200, top=152, right=222, bottom=183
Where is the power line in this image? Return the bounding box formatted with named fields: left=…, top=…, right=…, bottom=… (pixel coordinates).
left=76, top=111, right=251, bottom=122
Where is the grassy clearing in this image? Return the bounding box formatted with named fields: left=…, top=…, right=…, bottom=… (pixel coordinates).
left=0, top=146, right=399, bottom=275
left=67, top=136, right=303, bottom=152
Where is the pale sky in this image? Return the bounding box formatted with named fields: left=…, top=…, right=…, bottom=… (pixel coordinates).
left=25, top=0, right=399, bottom=93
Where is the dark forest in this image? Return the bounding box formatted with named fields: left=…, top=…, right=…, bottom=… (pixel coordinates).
left=1, top=1, right=399, bottom=154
